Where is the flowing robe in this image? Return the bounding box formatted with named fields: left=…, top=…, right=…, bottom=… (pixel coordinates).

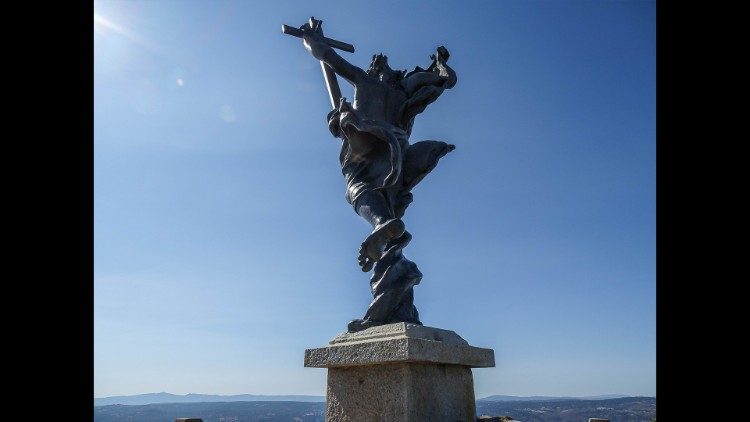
left=325, top=78, right=455, bottom=328
left=327, top=80, right=454, bottom=220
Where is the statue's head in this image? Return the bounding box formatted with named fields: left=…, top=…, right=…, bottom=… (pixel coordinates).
left=367, top=53, right=405, bottom=84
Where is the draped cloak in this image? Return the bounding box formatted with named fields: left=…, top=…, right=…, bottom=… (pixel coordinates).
left=326, top=79, right=454, bottom=219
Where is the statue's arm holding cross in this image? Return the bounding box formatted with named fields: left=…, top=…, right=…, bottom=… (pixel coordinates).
left=301, top=23, right=365, bottom=86
left=283, top=17, right=456, bottom=114
left=282, top=18, right=363, bottom=108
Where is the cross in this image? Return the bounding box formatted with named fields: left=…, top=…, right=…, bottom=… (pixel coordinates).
left=282, top=17, right=355, bottom=109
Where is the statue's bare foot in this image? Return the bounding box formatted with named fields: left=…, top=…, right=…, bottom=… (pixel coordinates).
left=357, top=218, right=405, bottom=272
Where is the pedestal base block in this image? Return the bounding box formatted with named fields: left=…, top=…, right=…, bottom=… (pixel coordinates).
left=304, top=323, right=495, bottom=422
left=327, top=362, right=475, bottom=422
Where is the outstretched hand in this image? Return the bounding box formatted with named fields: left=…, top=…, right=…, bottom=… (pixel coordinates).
left=430, top=46, right=450, bottom=64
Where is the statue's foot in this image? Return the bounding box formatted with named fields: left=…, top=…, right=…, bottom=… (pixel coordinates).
left=357, top=218, right=405, bottom=272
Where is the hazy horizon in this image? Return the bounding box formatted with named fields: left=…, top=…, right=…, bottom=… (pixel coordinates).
left=95, top=0, right=655, bottom=398
left=94, top=391, right=642, bottom=400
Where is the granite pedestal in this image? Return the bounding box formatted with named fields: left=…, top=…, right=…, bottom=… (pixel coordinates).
left=304, top=322, right=495, bottom=422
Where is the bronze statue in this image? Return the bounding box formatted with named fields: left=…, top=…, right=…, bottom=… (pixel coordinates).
left=284, top=18, right=457, bottom=332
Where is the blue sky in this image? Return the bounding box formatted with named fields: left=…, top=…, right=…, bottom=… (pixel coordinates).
left=94, top=0, right=655, bottom=398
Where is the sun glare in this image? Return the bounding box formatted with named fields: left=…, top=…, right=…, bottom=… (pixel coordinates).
left=93, top=11, right=161, bottom=56
left=94, top=13, right=128, bottom=36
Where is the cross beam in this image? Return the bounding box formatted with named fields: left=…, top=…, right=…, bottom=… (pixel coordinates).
left=281, top=23, right=355, bottom=53
left=282, top=17, right=354, bottom=109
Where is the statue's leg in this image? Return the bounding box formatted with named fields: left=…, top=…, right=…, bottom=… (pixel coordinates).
left=348, top=232, right=423, bottom=332
left=354, top=191, right=405, bottom=271
left=363, top=253, right=422, bottom=323
left=354, top=190, right=393, bottom=228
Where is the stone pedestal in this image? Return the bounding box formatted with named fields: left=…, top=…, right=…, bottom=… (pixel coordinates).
left=304, top=323, right=495, bottom=422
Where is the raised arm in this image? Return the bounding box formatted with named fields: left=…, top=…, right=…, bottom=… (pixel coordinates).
left=402, top=46, right=457, bottom=96
left=300, top=23, right=366, bottom=86
left=432, top=46, right=457, bottom=89
left=397, top=46, right=457, bottom=134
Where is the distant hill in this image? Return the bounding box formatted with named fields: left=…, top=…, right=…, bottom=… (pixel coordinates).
left=95, top=392, right=634, bottom=406
left=93, top=397, right=656, bottom=422
left=477, top=396, right=656, bottom=422
left=94, top=392, right=325, bottom=406
left=94, top=401, right=325, bottom=422
left=478, top=394, right=629, bottom=402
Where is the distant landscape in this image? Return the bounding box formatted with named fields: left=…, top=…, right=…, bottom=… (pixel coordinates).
left=476, top=396, right=656, bottom=422
left=94, top=392, right=325, bottom=407
left=93, top=394, right=656, bottom=422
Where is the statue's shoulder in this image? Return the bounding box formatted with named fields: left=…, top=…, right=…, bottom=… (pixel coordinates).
left=404, top=66, right=427, bottom=79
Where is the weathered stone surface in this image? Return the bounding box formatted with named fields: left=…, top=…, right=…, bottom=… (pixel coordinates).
left=306, top=323, right=495, bottom=421
left=305, top=323, right=494, bottom=368
left=327, top=362, right=476, bottom=422
left=330, top=322, right=469, bottom=345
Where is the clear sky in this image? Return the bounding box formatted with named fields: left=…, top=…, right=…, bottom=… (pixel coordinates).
left=94, top=0, right=655, bottom=398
